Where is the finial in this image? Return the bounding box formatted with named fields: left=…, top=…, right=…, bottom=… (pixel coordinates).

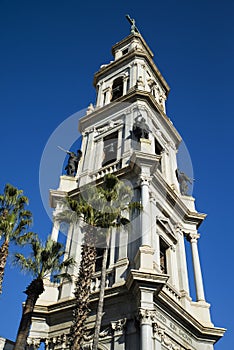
left=125, top=14, right=140, bottom=34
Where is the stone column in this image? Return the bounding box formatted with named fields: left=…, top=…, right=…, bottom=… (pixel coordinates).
left=95, top=138, right=104, bottom=169
left=122, top=110, right=135, bottom=167
left=78, top=131, right=88, bottom=175
left=96, top=82, right=102, bottom=107
left=51, top=220, right=59, bottom=242
left=141, top=176, right=151, bottom=246
left=155, top=202, right=161, bottom=272
left=189, top=233, right=205, bottom=302
left=109, top=227, right=116, bottom=267
left=82, top=128, right=95, bottom=172
left=134, top=176, right=154, bottom=271
left=111, top=318, right=127, bottom=350
left=131, top=62, right=138, bottom=87
left=117, top=125, right=123, bottom=160
left=141, top=63, right=147, bottom=88
left=168, top=142, right=179, bottom=190
left=123, top=75, right=129, bottom=95
left=176, top=226, right=190, bottom=295
left=168, top=245, right=179, bottom=287
left=150, top=195, right=160, bottom=272
left=139, top=309, right=153, bottom=350
left=51, top=204, right=63, bottom=242
left=115, top=225, right=129, bottom=284
left=104, top=86, right=112, bottom=105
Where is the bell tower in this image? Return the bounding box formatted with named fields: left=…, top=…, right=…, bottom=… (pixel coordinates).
left=29, top=17, right=225, bottom=350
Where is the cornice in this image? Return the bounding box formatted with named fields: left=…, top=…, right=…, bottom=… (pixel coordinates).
left=111, top=33, right=154, bottom=59
left=126, top=269, right=169, bottom=293
left=156, top=290, right=226, bottom=343
left=32, top=283, right=128, bottom=317
left=49, top=189, right=67, bottom=208
left=79, top=88, right=181, bottom=147
left=152, top=171, right=207, bottom=228
left=93, top=45, right=170, bottom=95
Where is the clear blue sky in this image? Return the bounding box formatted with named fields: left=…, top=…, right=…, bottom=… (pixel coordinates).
left=0, top=1, right=233, bottom=348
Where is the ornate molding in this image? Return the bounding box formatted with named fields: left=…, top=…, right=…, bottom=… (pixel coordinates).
left=138, top=308, right=155, bottom=324
left=149, top=191, right=156, bottom=203
left=28, top=334, right=69, bottom=350
left=138, top=175, right=152, bottom=186
left=111, top=318, right=127, bottom=334
left=152, top=321, right=165, bottom=339
left=83, top=327, right=111, bottom=342
left=152, top=324, right=184, bottom=350
left=27, top=338, right=41, bottom=349
left=95, top=120, right=123, bottom=136
left=188, top=233, right=200, bottom=243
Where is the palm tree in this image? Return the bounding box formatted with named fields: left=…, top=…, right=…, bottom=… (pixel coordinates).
left=56, top=187, right=103, bottom=349
left=57, top=174, right=140, bottom=350
left=13, top=235, right=75, bottom=350
left=91, top=174, right=140, bottom=350
left=0, top=184, right=33, bottom=294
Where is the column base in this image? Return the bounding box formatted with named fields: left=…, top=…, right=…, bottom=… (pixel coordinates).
left=191, top=300, right=213, bottom=326
left=134, top=246, right=155, bottom=272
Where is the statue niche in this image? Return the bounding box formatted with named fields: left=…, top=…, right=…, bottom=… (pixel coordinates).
left=132, top=115, right=150, bottom=141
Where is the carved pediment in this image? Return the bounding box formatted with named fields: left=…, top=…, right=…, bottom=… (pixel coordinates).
left=157, top=217, right=177, bottom=243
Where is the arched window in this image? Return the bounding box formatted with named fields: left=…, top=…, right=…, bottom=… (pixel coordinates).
left=160, top=238, right=168, bottom=274
left=111, top=77, right=124, bottom=101
left=102, top=131, right=118, bottom=167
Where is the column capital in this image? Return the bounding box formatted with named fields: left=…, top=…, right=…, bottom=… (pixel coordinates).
left=123, top=73, right=129, bottom=81
left=175, top=223, right=183, bottom=235
left=188, top=233, right=200, bottom=242
left=138, top=308, right=155, bottom=325
left=111, top=318, right=127, bottom=334
left=170, top=244, right=176, bottom=252
left=166, top=141, right=176, bottom=150
left=102, top=86, right=111, bottom=93
left=139, top=175, right=152, bottom=186
left=27, top=338, right=41, bottom=349
left=97, top=80, right=103, bottom=87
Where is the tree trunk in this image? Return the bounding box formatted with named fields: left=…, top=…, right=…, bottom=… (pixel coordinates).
left=0, top=240, right=9, bottom=294
left=14, top=278, right=44, bottom=350
left=92, top=229, right=111, bottom=350
left=70, top=229, right=97, bottom=350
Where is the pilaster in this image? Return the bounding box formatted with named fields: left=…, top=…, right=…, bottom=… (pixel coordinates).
left=111, top=318, right=127, bottom=349
left=175, top=226, right=190, bottom=298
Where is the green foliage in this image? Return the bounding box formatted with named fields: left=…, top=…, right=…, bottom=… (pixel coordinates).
left=0, top=183, right=33, bottom=243
left=0, top=183, right=34, bottom=294
left=14, top=235, right=75, bottom=283
left=57, top=173, right=141, bottom=233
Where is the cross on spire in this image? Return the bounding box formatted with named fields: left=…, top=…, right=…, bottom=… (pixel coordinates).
left=125, top=14, right=140, bottom=34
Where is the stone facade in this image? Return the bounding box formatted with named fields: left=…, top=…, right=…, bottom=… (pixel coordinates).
left=28, top=29, right=225, bottom=349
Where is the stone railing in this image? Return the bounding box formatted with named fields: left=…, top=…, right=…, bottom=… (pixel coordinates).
left=163, top=283, right=181, bottom=303
left=90, top=160, right=122, bottom=181
left=90, top=268, right=115, bottom=293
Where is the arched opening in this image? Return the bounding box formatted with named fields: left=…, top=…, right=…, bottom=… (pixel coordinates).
left=111, top=77, right=124, bottom=101
left=102, top=131, right=118, bottom=167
